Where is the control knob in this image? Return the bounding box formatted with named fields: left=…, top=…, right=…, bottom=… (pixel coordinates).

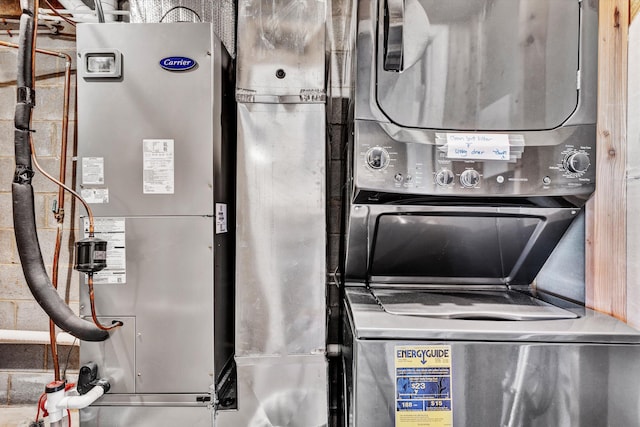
left=563, top=151, right=590, bottom=174
left=460, top=169, right=481, bottom=188
left=435, top=169, right=454, bottom=186
left=365, top=147, right=390, bottom=170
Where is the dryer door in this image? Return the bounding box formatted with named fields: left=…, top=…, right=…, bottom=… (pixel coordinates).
left=376, top=0, right=581, bottom=131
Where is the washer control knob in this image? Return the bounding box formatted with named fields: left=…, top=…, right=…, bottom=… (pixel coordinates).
left=435, top=169, right=454, bottom=186
left=564, top=151, right=590, bottom=174
left=460, top=169, right=481, bottom=188
left=365, top=147, right=390, bottom=170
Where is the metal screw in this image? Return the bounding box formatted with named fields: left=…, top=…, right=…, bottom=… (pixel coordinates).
left=275, top=69, right=286, bottom=79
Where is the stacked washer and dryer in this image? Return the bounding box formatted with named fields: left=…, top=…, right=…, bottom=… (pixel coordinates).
left=342, top=1, right=640, bottom=426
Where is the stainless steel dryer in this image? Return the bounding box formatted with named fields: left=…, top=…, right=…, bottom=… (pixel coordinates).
left=342, top=0, right=640, bottom=426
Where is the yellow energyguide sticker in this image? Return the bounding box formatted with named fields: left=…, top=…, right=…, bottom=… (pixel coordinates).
left=395, top=345, right=453, bottom=427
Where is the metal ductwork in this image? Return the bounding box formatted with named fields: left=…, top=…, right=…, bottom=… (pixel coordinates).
left=128, top=0, right=236, bottom=57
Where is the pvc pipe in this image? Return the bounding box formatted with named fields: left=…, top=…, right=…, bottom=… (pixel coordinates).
left=0, top=329, right=77, bottom=345
left=57, top=386, right=105, bottom=410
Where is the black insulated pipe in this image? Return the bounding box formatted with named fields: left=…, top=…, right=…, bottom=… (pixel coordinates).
left=12, top=0, right=109, bottom=342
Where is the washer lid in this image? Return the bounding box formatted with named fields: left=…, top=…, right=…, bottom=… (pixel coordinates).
left=373, top=289, right=578, bottom=321
left=376, top=0, right=580, bottom=131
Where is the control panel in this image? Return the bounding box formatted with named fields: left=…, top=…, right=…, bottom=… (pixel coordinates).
left=353, top=122, right=596, bottom=200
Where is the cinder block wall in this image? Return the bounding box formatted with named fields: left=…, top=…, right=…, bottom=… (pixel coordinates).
left=0, top=27, right=80, bottom=404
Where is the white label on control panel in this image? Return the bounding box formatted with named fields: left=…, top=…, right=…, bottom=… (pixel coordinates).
left=446, top=133, right=510, bottom=161
left=143, top=139, right=174, bottom=194
left=216, top=203, right=228, bottom=234
left=81, top=188, right=109, bottom=204
left=83, top=217, right=126, bottom=284
left=81, top=157, right=104, bottom=185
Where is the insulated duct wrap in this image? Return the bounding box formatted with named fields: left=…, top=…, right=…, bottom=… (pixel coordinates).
left=129, top=0, right=236, bottom=56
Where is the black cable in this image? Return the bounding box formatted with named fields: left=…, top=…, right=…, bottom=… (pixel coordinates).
left=62, top=338, right=78, bottom=381
left=159, top=6, right=202, bottom=22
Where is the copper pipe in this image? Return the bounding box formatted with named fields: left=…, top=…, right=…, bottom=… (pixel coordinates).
left=88, top=275, right=123, bottom=331
left=49, top=225, right=63, bottom=380
left=42, top=0, right=77, bottom=27
left=28, top=136, right=96, bottom=236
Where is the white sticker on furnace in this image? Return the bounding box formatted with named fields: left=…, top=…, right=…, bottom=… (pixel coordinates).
left=216, top=203, right=228, bottom=234
left=83, top=217, right=126, bottom=285
left=81, top=188, right=109, bottom=204
left=81, top=157, right=104, bottom=185
left=143, top=139, right=174, bottom=194
left=446, top=133, right=510, bottom=161
left=395, top=345, right=453, bottom=427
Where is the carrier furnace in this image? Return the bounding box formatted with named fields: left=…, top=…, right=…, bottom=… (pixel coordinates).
left=76, top=23, right=235, bottom=426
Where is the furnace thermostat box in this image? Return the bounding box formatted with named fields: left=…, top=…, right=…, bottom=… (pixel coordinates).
left=80, top=49, right=122, bottom=79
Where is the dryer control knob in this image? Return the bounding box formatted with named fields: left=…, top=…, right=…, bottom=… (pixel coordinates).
left=365, top=147, right=390, bottom=170
left=460, top=169, right=481, bottom=188
left=435, top=169, right=454, bottom=186
left=564, top=151, right=590, bottom=174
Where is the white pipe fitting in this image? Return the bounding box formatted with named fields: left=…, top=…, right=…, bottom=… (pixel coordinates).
left=57, top=385, right=105, bottom=410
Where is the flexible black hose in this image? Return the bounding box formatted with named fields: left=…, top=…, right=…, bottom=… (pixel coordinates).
left=12, top=0, right=108, bottom=342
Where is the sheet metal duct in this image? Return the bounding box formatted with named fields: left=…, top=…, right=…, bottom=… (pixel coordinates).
left=128, top=0, right=236, bottom=56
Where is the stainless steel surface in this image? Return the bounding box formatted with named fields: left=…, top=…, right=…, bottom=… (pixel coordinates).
left=215, top=355, right=328, bottom=427
left=351, top=120, right=596, bottom=202
left=129, top=0, right=237, bottom=57
left=373, top=289, right=577, bottom=321
left=81, top=406, right=212, bottom=427
left=344, top=204, right=579, bottom=285
left=236, top=0, right=326, bottom=98
left=354, top=0, right=597, bottom=131
left=80, top=217, right=216, bottom=394
left=343, top=305, right=640, bottom=427
left=536, top=210, right=586, bottom=303
left=345, top=287, right=640, bottom=343
left=235, top=103, right=326, bottom=357
left=77, top=23, right=217, bottom=217
left=77, top=24, right=235, bottom=424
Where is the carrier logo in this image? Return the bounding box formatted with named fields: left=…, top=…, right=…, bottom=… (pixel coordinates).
left=159, top=56, right=197, bottom=71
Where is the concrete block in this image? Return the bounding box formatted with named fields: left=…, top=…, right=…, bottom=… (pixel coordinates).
left=0, top=372, right=8, bottom=404
left=31, top=157, right=75, bottom=194
left=8, top=371, right=52, bottom=404
left=0, top=301, right=16, bottom=329
left=46, top=345, right=79, bottom=370
left=0, top=265, right=32, bottom=301
left=0, top=47, right=18, bottom=85
left=31, top=121, right=57, bottom=157
left=32, top=86, right=70, bottom=121
left=0, top=229, right=19, bottom=265
left=0, top=86, right=16, bottom=120
left=15, top=301, right=50, bottom=331
left=0, top=158, right=15, bottom=192
left=0, top=192, right=13, bottom=229
left=0, top=344, right=46, bottom=370
left=0, top=120, right=14, bottom=156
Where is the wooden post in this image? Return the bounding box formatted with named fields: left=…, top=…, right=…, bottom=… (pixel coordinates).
left=585, top=0, right=629, bottom=321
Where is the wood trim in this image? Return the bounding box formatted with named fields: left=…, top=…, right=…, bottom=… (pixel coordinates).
left=585, top=0, right=629, bottom=321
left=632, top=0, right=640, bottom=23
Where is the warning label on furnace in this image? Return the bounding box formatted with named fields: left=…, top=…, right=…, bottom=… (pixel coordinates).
left=83, top=217, right=126, bottom=285
left=395, top=345, right=453, bottom=427
left=143, top=139, right=174, bottom=194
